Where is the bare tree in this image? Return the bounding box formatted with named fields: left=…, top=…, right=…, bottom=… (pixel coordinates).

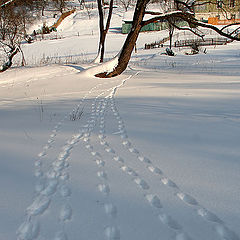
left=78, top=0, right=93, bottom=19
left=167, top=17, right=176, bottom=49
left=95, top=0, right=114, bottom=63
left=0, top=9, right=21, bottom=71
left=95, top=0, right=240, bottom=78
left=52, top=0, right=68, bottom=13
left=0, top=0, right=36, bottom=72
left=96, top=0, right=147, bottom=77
left=38, top=0, right=48, bottom=16
left=118, top=0, right=134, bottom=11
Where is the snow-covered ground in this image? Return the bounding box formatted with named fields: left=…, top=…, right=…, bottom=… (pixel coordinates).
left=0, top=3, right=240, bottom=240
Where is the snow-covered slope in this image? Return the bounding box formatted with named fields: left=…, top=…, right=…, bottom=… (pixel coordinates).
left=0, top=3, right=240, bottom=240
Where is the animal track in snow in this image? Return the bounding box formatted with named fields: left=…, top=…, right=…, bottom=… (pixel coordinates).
left=59, top=184, right=72, bottom=197
left=128, top=147, right=139, bottom=154
left=34, top=169, right=43, bottom=178
left=38, top=151, right=47, bottom=157
left=176, top=192, right=198, bottom=206
left=97, top=91, right=192, bottom=239
left=137, top=156, right=152, bottom=164
left=120, top=133, right=128, bottom=139
left=21, top=82, right=120, bottom=240
left=145, top=194, right=162, bottom=208
left=96, top=159, right=105, bottom=167
left=197, top=208, right=222, bottom=224
left=105, top=226, right=120, bottom=240
left=97, top=171, right=108, bottom=180
left=85, top=144, right=93, bottom=150
left=109, top=95, right=231, bottom=237
left=98, top=134, right=106, bottom=140
left=59, top=204, right=72, bottom=222
left=161, top=177, right=178, bottom=189
left=104, top=203, right=118, bottom=218
left=100, top=140, right=109, bottom=146
left=120, top=165, right=138, bottom=176
left=97, top=182, right=110, bottom=196
left=102, top=73, right=239, bottom=240
left=81, top=93, right=121, bottom=240
left=60, top=172, right=69, bottom=181
left=158, top=213, right=182, bottom=230
left=41, top=178, right=58, bottom=196
left=17, top=219, right=40, bottom=240
left=91, top=151, right=101, bottom=157
left=214, top=225, right=240, bottom=240
left=26, top=195, right=51, bottom=216
left=105, top=147, right=115, bottom=154
left=113, top=100, right=237, bottom=238
left=134, top=177, right=149, bottom=190
left=21, top=100, right=88, bottom=239
left=147, top=166, right=163, bottom=175
left=122, top=140, right=131, bottom=147
left=35, top=179, right=46, bottom=193
left=113, top=156, right=124, bottom=163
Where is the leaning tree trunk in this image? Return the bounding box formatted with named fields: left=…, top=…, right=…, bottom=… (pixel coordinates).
left=95, top=0, right=150, bottom=78
left=0, top=47, right=19, bottom=73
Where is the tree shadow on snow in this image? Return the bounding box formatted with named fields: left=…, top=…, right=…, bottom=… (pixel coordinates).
left=66, top=64, right=85, bottom=72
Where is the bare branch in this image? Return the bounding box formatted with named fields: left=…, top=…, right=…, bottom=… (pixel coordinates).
left=145, top=10, right=163, bottom=15
left=171, top=23, right=205, bottom=39
left=193, top=1, right=214, bottom=7
left=221, top=23, right=240, bottom=31
left=175, top=0, right=193, bottom=11
left=142, top=11, right=194, bottom=27
left=105, top=0, right=114, bottom=32
left=192, top=21, right=240, bottom=41
left=229, top=26, right=240, bottom=36
left=142, top=10, right=240, bottom=41
left=0, top=0, right=15, bottom=8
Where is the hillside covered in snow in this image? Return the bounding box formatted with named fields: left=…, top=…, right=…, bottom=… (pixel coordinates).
left=0, top=1, right=240, bottom=240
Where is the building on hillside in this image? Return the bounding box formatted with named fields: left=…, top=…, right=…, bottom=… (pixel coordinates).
left=121, top=7, right=186, bottom=34
left=122, top=20, right=167, bottom=34
left=121, top=9, right=167, bottom=34
left=194, top=0, right=240, bottom=22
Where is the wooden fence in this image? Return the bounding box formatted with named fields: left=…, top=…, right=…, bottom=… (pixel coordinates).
left=145, top=36, right=170, bottom=49
left=144, top=37, right=231, bottom=50
left=174, top=37, right=230, bottom=47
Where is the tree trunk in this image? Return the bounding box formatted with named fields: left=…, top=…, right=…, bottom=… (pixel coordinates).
left=99, top=30, right=107, bottom=62
left=0, top=47, right=19, bottom=73
left=41, top=5, right=45, bottom=16
left=168, top=20, right=175, bottom=49
left=169, top=29, right=173, bottom=49
left=96, top=0, right=105, bottom=62
left=96, top=0, right=114, bottom=63
left=95, top=0, right=150, bottom=77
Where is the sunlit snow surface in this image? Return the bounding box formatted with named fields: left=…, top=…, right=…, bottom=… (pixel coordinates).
left=0, top=3, right=240, bottom=240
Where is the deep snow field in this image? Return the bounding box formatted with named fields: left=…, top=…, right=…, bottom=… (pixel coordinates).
left=0, top=2, right=240, bottom=240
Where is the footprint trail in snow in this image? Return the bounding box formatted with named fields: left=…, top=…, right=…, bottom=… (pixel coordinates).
left=17, top=79, right=122, bottom=240
left=17, top=70, right=240, bottom=240
left=104, top=77, right=240, bottom=240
